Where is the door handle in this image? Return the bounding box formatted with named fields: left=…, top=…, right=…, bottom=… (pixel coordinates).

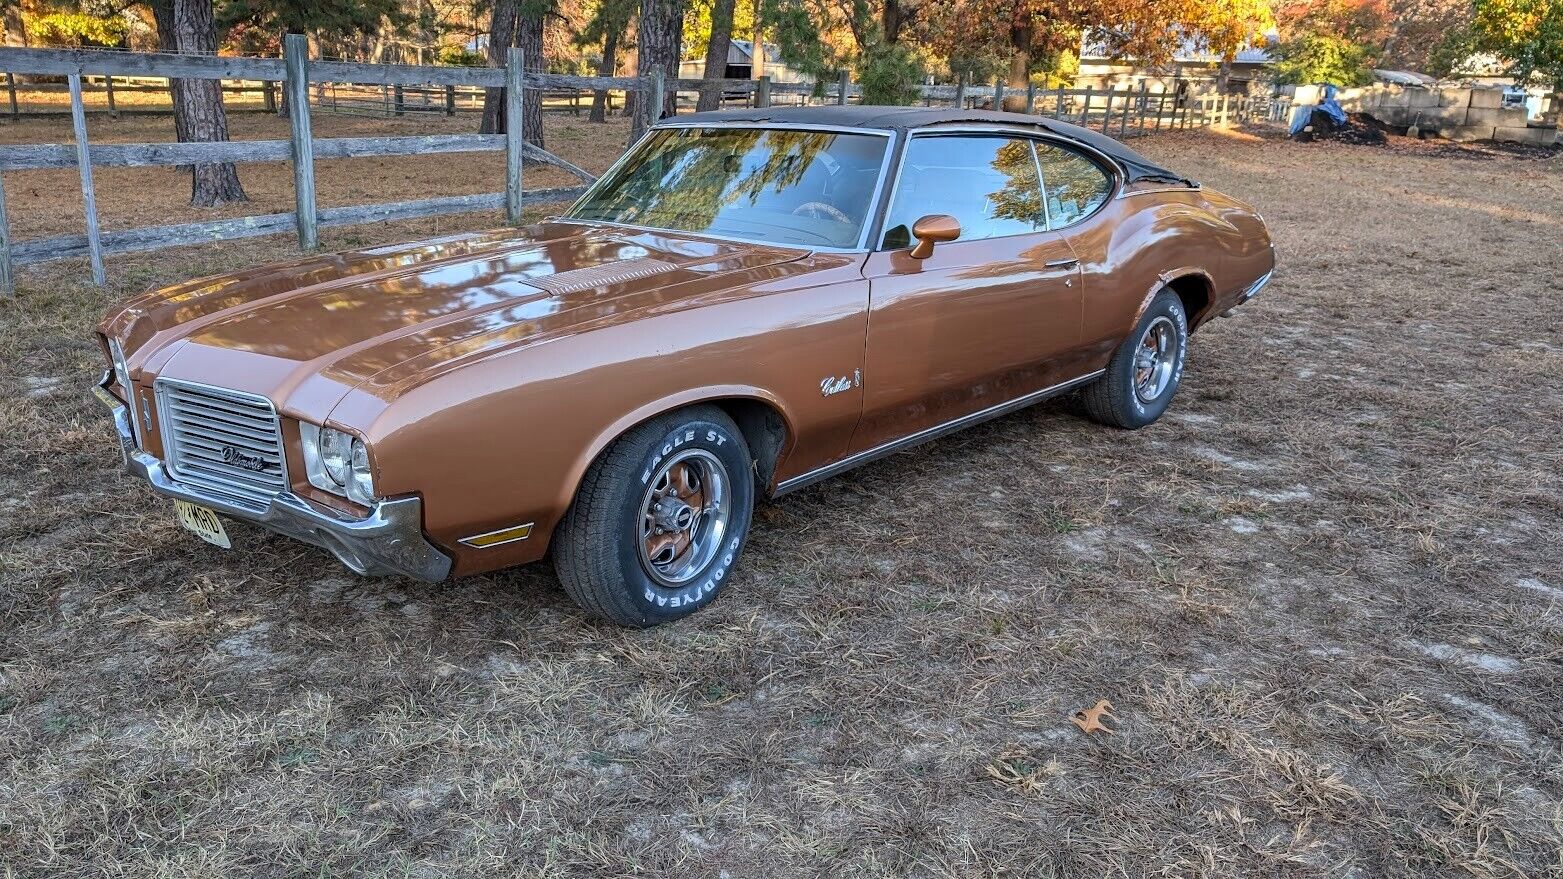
left=1045, top=258, right=1080, bottom=269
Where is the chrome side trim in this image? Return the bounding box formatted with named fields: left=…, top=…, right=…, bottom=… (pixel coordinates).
left=1118, top=184, right=1203, bottom=198
left=775, top=369, right=1107, bottom=496
left=96, top=375, right=452, bottom=582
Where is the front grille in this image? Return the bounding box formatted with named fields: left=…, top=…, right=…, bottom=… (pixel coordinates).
left=155, top=379, right=287, bottom=508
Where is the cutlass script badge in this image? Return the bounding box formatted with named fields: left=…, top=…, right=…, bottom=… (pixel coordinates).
left=222, top=446, right=269, bottom=472
left=820, top=369, right=862, bottom=397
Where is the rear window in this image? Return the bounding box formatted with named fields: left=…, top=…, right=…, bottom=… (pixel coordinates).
left=1035, top=143, right=1113, bottom=229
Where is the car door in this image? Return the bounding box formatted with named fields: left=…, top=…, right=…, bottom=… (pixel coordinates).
left=1030, top=140, right=1125, bottom=358
left=852, top=133, right=1086, bottom=453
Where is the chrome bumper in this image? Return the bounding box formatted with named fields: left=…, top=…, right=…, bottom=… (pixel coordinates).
left=1237, top=269, right=1272, bottom=304
left=1219, top=270, right=1272, bottom=320
left=95, top=375, right=452, bottom=582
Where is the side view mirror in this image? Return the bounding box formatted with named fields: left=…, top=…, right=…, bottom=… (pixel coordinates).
left=910, top=214, right=961, bottom=259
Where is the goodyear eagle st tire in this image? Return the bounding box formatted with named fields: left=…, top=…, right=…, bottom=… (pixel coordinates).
left=554, top=405, right=754, bottom=626
left=1081, top=289, right=1188, bottom=429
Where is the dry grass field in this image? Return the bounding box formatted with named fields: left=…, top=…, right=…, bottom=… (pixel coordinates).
left=1, top=117, right=1561, bottom=877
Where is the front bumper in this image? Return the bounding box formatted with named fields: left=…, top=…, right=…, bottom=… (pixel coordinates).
left=95, top=375, right=452, bottom=582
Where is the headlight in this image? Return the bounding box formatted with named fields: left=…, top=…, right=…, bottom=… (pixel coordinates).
left=301, top=422, right=378, bottom=506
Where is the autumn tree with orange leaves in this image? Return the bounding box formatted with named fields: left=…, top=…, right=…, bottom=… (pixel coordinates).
left=922, top=0, right=1273, bottom=107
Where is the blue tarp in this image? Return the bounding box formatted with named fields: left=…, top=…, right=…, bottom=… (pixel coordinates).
left=1290, top=83, right=1349, bottom=135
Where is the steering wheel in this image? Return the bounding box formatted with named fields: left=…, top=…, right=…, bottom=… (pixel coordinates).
left=792, top=201, right=852, bottom=224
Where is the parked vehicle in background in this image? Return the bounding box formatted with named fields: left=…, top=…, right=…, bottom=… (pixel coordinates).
left=95, top=106, right=1274, bottom=626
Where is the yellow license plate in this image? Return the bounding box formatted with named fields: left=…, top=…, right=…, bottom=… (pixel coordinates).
left=174, top=499, right=231, bottom=549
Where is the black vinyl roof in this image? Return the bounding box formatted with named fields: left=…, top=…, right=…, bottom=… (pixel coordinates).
left=664, top=106, right=1193, bottom=186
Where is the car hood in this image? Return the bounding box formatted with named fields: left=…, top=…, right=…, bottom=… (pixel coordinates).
left=112, top=222, right=818, bottom=421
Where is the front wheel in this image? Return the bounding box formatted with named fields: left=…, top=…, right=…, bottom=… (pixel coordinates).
left=1081, top=290, right=1188, bottom=429
left=553, top=405, right=754, bottom=627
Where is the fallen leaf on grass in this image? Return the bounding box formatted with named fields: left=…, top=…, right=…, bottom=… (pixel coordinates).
left=1072, top=699, right=1117, bottom=735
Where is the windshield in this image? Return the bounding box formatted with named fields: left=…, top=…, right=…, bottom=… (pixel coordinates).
left=563, top=126, right=889, bottom=249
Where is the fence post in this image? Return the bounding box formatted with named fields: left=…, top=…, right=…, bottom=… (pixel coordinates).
left=993, top=78, right=1003, bottom=110
left=1119, top=87, right=1132, bottom=137
left=648, top=67, right=665, bottom=127
left=1154, top=92, right=1164, bottom=130
left=954, top=72, right=966, bottom=108
left=6, top=72, right=17, bottom=119
left=283, top=33, right=318, bottom=250
left=1025, top=78, right=1036, bottom=113
left=1054, top=87, right=1065, bottom=119
left=1136, top=81, right=1148, bottom=133
left=67, top=75, right=106, bottom=286
left=261, top=79, right=276, bottom=113
left=837, top=69, right=849, bottom=105
left=0, top=174, right=12, bottom=298
left=445, top=84, right=455, bottom=116
left=756, top=75, right=771, bottom=108
left=393, top=82, right=405, bottom=116
left=104, top=75, right=118, bottom=119
left=505, top=47, right=524, bottom=225
left=1078, top=86, right=1091, bottom=124
left=1100, top=87, right=1114, bottom=134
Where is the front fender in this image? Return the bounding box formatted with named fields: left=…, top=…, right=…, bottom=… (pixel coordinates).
left=364, top=278, right=869, bottom=577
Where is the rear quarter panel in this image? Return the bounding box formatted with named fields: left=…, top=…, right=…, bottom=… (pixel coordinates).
left=350, top=259, right=871, bottom=576
left=1065, top=188, right=1274, bottom=366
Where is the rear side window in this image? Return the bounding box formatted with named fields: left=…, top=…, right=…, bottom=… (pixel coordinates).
left=1035, top=143, right=1112, bottom=229
left=881, top=135, right=1045, bottom=249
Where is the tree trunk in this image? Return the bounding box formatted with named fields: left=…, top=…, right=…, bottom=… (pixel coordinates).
left=517, top=5, right=546, bottom=149
left=590, top=28, right=619, bottom=122
left=481, top=0, right=519, bottom=134
left=750, top=0, right=764, bottom=80
left=174, top=0, right=245, bottom=206
left=880, top=0, right=903, bottom=44
left=1003, top=25, right=1030, bottom=112
left=697, top=0, right=734, bottom=111
left=3, top=6, right=28, bottom=47
left=630, top=0, right=684, bottom=141
left=148, top=0, right=190, bottom=145
left=1216, top=59, right=1232, bottom=95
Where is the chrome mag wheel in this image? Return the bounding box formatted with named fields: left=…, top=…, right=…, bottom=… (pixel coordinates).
left=1133, top=315, right=1178, bottom=403
left=637, top=449, right=731, bottom=587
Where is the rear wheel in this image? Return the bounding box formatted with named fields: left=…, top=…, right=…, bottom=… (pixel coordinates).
left=1081, top=290, right=1188, bottom=429
left=554, top=405, right=754, bottom=627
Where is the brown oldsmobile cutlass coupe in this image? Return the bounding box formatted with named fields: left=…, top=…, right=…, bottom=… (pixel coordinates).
left=96, top=106, right=1273, bottom=626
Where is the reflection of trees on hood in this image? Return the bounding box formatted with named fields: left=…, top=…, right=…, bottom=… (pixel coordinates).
left=576, top=129, right=837, bottom=231
left=986, top=140, right=1045, bottom=228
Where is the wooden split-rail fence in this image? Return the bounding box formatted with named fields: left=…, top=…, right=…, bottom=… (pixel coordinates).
left=0, top=41, right=1278, bottom=297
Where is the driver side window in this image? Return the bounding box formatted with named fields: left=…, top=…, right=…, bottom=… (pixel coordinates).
left=880, top=135, right=1046, bottom=249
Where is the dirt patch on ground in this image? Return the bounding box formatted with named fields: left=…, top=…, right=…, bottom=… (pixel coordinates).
left=1, top=124, right=1561, bottom=876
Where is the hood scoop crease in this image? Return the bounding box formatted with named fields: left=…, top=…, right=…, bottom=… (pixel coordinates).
left=525, top=257, right=678, bottom=295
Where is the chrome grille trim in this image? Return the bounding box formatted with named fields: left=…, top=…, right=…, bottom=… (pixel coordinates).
left=155, top=378, right=287, bottom=509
